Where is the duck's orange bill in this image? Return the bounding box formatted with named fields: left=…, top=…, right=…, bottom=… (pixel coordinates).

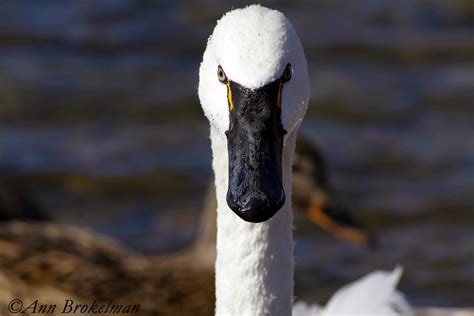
left=306, top=198, right=371, bottom=248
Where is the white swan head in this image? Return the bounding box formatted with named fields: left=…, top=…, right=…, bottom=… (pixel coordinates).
left=199, top=5, right=309, bottom=223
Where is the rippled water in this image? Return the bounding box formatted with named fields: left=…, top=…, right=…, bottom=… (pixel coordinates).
left=0, top=0, right=473, bottom=307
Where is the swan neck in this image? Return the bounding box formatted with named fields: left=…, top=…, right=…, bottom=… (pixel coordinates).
left=211, top=126, right=296, bottom=315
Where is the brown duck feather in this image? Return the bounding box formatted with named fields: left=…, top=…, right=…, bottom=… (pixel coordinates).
left=0, top=222, right=214, bottom=316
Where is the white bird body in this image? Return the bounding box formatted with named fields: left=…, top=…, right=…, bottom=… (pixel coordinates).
left=199, top=5, right=413, bottom=316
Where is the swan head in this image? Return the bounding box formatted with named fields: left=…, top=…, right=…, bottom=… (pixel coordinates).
left=199, top=5, right=309, bottom=223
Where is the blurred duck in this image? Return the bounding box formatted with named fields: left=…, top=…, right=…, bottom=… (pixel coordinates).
left=292, top=136, right=375, bottom=248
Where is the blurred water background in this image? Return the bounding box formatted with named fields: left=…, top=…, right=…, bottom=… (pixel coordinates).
left=0, top=0, right=473, bottom=307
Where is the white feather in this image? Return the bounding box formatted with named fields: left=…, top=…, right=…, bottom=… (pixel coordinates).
left=293, top=267, right=414, bottom=316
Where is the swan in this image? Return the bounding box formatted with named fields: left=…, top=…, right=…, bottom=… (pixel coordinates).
left=198, top=5, right=413, bottom=315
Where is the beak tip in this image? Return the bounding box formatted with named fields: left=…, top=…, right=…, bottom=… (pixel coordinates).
left=226, top=192, right=285, bottom=223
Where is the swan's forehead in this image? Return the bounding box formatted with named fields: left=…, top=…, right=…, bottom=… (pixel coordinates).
left=212, top=6, right=291, bottom=89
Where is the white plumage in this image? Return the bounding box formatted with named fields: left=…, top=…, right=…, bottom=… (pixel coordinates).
left=294, top=266, right=414, bottom=316
left=198, top=5, right=413, bottom=316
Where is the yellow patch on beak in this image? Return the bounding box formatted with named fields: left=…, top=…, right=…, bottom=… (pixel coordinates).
left=226, top=81, right=234, bottom=111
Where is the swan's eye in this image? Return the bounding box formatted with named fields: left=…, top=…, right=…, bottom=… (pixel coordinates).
left=217, top=66, right=228, bottom=83
left=281, top=64, right=292, bottom=83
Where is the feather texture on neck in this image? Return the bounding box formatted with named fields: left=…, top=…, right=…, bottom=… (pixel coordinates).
left=212, top=126, right=298, bottom=315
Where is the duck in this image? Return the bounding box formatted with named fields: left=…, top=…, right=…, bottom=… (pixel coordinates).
left=197, top=5, right=412, bottom=315
left=291, top=136, right=375, bottom=248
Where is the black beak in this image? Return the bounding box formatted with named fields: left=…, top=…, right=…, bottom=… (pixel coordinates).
left=225, top=80, right=286, bottom=223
